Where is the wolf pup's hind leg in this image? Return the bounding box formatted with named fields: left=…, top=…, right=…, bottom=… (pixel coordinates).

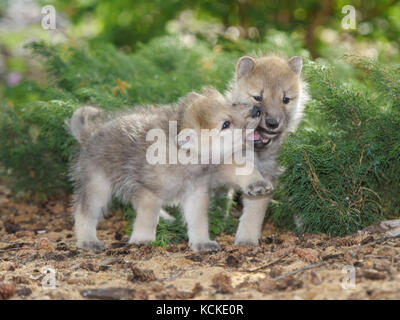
left=129, top=188, right=162, bottom=244
left=74, top=171, right=111, bottom=252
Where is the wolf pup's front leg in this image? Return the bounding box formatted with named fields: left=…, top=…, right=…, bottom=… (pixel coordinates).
left=219, top=162, right=273, bottom=197
left=182, top=185, right=220, bottom=252
left=235, top=196, right=271, bottom=246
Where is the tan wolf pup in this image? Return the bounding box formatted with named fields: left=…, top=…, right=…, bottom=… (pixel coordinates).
left=224, top=54, right=308, bottom=245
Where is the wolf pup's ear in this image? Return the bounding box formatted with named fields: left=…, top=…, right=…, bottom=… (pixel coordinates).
left=236, top=56, right=255, bottom=80
left=180, top=92, right=202, bottom=106
left=288, top=56, right=302, bottom=75
left=201, top=86, right=225, bottom=103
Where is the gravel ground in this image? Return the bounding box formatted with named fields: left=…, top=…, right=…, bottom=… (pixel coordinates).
left=1, top=185, right=400, bottom=300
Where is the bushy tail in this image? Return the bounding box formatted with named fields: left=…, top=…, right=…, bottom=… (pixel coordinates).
left=66, top=105, right=104, bottom=144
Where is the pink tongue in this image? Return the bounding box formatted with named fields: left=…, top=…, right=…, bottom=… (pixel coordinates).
left=249, top=130, right=262, bottom=141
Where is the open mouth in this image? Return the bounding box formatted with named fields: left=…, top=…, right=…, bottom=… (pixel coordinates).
left=247, top=127, right=279, bottom=148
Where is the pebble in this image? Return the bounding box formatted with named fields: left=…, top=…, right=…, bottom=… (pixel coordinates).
left=35, top=238, right=55, bottom=251
left=363, top=269, right=386, bottom=280
left=15, top=231, right=35, bottom=238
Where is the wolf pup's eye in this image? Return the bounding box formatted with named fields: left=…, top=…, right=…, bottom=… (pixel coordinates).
left=222, top=121, right=231, bottom=130
left=283, top=96, right=290, bottom=104
left=253, top=96, right=263, bottom=102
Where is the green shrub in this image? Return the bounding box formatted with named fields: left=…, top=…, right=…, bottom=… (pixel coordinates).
left=272, top=57, right=400, bottom=235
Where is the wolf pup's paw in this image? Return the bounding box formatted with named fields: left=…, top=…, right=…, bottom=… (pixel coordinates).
left=234, top=238, right=261, bottom=246
left=245, top=180, right=273, bottom=197
left=128, top=234, right=155, bottom=245
left=190, top=241, right=221, bottom=252
left=77, top=240, right=105, bottom=253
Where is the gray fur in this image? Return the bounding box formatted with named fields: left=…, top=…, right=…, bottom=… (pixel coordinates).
left=66, top=105, right=104, bottom=144
left=68, top=89, right=261, bottom=252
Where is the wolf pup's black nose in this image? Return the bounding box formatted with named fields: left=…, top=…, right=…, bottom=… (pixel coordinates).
left=251, top=105, right=261, bottom=118
left=266, top=118, right=279, bottom=129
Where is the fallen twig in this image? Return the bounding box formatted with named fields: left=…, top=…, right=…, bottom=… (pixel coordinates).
left=273, top=262, right=324, bottom=281
left=359, top=234, right=400, bottom=248
left=244, top=253, right=288, bottom=273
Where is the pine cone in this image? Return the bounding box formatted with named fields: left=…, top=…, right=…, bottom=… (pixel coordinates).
left=0, top=281, right=16, bottom=300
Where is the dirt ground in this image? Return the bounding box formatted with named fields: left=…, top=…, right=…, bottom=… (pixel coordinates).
left=1, top=184, right=400, bottom=300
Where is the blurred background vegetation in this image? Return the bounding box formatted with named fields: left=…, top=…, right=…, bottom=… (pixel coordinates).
left=0, top=0, right=399, bottom=240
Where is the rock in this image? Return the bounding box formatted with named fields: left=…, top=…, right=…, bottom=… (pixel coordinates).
left=364, top=219, right=400, bottom=237
left=363, top=269, right=386, bottom=280
left=43, top=252, right=66, bottom=261
left=81, top=287, right=136, bottom=300
left=16, top=287, right=32, bottom=298
left=80, top=262, right=98, bottom=272
left=4, top=221, right=20, bottom=234
left=275, top=276, right=303, bottom=291
left=35, top=238, right=55, bottom=251
left=360, top=235, right=374, bottom=245
left=185, top=254, right=203, bottom=262
left=15, top=231, right=35, bottom=238
left=0, top=281, right=16, bottom=300
left=44, top=232, right=62, bottom=242
left=258, top=278, right=276, bottom=293
left=226, top=255, right=241, bottom=268
left=98, top=258, right=119, bottom=271
left=56, top=242, right=69, bottom=251
left=99, top=258, right=119, bottom=267
left=294, top=248, right=320, bottom=263
left=128, top=267, right=156, bottom=282
left=110, top=242, right=126, bottom=249
left=212, top=273, right=233, bottom=294
left=269, top=266, right=283, bottom=278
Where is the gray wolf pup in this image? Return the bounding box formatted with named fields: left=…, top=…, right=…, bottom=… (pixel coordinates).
left=67, top=88, right=265, bottom=252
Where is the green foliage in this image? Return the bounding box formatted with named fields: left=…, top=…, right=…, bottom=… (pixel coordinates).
left=272, top=57, right=400, bottom=236
left=0, top=100, right=76, bottom=198
left=42, top=0, right=400, bottom=57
